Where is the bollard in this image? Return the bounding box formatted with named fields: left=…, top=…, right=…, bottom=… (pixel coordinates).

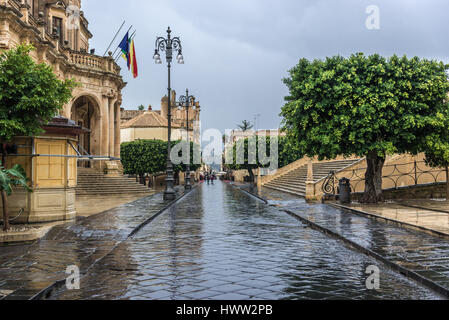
left=339, top=178, right=351, bottom=204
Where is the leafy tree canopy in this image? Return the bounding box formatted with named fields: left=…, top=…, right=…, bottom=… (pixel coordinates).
left=281, top=53, right=449, bottom=160
left=0, top=44, right=77, bottom=141
left=281, top=53, right=449, bottom=202
left=121, top=139, right=201, bottom=176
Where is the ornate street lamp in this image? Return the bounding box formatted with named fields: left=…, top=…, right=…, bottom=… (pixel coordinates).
left=179, top=89, right=196, bottom=190
left=154, top=26, right=184, bottom=201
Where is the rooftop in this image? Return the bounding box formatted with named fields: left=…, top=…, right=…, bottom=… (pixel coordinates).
left=121, top=111, right=181, bottom=129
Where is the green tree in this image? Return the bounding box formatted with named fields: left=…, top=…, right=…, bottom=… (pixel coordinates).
left=0, top=44, right=76, bottom=141
left=0, top=44, right=76, bottom=229
left=278, top=136, right=303, bottom=168
left=121, top=140, right=167, bottom=179
left=237, top=120, right=253, bottom=132
left=281, top=53, right=449, bottom=203
left=171, top=140, right=202, bottom=174
left=226, top=136, right=275, bottom=182
left=120, top=139, right=201, bottom=184
left=0, top=164, right=32, bottom=231
left=138, top=104, right=145, bottom=111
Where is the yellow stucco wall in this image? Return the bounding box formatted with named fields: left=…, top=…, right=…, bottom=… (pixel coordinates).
left=121, top=127, right=183, bottom=143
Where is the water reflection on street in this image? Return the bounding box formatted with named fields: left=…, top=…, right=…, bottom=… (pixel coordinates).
left=54, top=182, right=442, bottom=300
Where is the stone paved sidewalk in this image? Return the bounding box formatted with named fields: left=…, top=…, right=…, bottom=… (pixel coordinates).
left=338, top=202, right=449, bottom=237
left=0, top=188, right=185, bottom=300
left=51, top=183, right=441, bottom=300
left=241, top=185, right=449, bottom=295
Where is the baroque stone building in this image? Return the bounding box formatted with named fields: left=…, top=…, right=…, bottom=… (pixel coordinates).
left=121, top=91, right=201, bottom=145
left=0, top=0, right=127, bottom=224
left=1, top=0, right=125, bottom=170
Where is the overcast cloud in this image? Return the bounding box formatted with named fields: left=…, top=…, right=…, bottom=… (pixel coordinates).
left=83, top=0, right=449, bottom=132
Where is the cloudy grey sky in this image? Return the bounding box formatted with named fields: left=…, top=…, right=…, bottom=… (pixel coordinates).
left=84, top=0, right=449, bottom=132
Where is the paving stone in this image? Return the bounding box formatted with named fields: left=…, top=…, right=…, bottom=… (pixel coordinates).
left=50, top=183, right=443, bottom=300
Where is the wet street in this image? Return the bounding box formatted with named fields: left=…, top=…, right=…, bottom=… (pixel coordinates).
left=52, top=182, right=442, bottom=300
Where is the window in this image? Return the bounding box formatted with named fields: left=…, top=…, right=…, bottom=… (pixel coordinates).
left=52, top=17, right=63, bottom=44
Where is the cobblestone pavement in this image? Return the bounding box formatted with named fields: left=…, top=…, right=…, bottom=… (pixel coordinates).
left=52, top=182, right=442, bottom=300
left=247, top=185, right=449, bottom=294
left=0, top=189, right=184, bottom=300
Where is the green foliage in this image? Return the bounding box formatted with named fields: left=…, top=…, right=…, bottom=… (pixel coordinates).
left=138, top=105, right=145, bottom=111
left=0, top=44, right=77, bottom=141
left=281, top=53, right=449, bottom=162
left=120, top=139, right=201, bottom=175
left=0, top=162, right=32, bottom=196
left=225, top=136, right=302, bottom=172
left=171, top=140, right=202, bottom=173
left=278, top=135, right=303, bottom=168
left=237, top=120, right=254, bottom=132
left=121, top=140, right=166, bottom=175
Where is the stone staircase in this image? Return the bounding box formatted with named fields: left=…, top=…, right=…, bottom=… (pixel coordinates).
left=263, top=160, right=360, bottom=197
left=76, top=168, right=152, bottom=196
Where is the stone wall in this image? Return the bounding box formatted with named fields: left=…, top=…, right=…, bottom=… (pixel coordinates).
left=348, top=183, right=448, bottom=201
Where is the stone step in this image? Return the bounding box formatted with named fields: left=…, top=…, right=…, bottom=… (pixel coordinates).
left=263, top=184, right=305, bottom=197
left=76, top=169, right=153, bottom=196
left=267, top=181, right=306, bottom=189
left=265, top=181, right=306, bottom=191
left=262, top=159, right=361, bottom=197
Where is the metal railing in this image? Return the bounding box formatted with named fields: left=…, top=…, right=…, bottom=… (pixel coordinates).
left=322, top=160, right=447, bottom=195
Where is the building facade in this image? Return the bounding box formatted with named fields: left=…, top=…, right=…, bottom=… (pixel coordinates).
left=121, top=91, right=201, bottom=145
left=1, top=0, right=125, bottom=170
left=0, top=0, right=125, bottom=223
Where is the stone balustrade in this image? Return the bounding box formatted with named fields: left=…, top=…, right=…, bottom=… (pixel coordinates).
left=68, top=51, right=120, bottom=75
left=1, top=0, right=121, bottom=76
left=70, top=52, right=105, bottom=70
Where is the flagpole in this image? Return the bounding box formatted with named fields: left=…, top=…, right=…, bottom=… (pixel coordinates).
left=103, top=20, right=126, bottom=56
left=111, top=25, right=133, bottom=58
left=115, top=31, right=137, bottom=62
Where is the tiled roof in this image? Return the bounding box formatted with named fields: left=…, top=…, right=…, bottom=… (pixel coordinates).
left=121, top=111, right=181, bottom=129
left=121, top=110, right=145, bottom=121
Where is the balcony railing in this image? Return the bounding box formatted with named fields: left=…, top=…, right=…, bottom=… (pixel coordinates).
left=6, top=0, right=20, bottom=11
left=322, top=161, right=447, bottom=195
left=69, top=51, right=120, bottom=75
left=2, top=0, right=121, bottom=76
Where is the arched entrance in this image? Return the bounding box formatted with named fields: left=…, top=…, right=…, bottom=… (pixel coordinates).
left=70, top=95, right=101, bottom=168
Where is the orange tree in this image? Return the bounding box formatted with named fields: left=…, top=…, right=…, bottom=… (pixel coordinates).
left=281, top=53, right=449, bottom=203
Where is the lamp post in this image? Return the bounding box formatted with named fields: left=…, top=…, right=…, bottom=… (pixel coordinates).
left=179, top=89, right=196, bottom=190
left=154, top=26, right=184, bottom=201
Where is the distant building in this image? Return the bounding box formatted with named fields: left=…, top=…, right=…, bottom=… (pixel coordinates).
left=120, top=91, right=201, bottom=144
left=224, top=129, right=286, bottom=150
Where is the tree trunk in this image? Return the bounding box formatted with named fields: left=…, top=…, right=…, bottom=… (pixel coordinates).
left=1, top=151, right=8, bottom=231
left=361, top=151, right=385, bottom=204
left=446, top=167, right=449, bottom=201
left=1, top=190, right=8, bottom=231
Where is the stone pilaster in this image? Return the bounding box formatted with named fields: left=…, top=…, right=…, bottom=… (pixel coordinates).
left=305, top=160, right=317, bottom=202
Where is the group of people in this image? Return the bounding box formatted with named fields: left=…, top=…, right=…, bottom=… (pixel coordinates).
left=200, top=173, right=217, bottom=184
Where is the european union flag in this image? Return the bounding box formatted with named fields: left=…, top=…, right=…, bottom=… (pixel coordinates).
left=118, top=32, right=130, bottom=70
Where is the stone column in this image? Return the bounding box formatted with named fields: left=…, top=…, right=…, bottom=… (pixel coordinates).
left=101, top=97, right=110, bottom=160
left=114, top=103, right=121, bottom=157
left=109, top=98, right=115, bottom=157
